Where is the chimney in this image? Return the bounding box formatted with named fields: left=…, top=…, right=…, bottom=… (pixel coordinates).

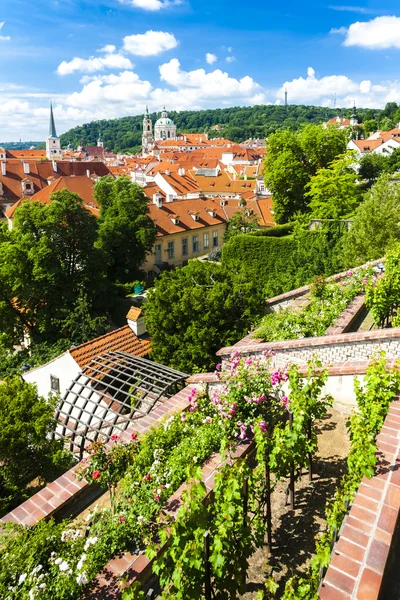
left=52, top=160, right=57, bottom=172
left=167, top=194, right=174, bottom=203
left=1, top=162, right=6, bottom=176
left=178, top=167, right=185, bottom=176
left=23, top=162, right=30, bottom=175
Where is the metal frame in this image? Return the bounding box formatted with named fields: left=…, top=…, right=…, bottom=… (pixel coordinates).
left=54, top=351, right=187, bottom=457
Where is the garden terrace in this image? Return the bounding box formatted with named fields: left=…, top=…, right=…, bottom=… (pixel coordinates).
left=54, top=352, right=187, bottom=457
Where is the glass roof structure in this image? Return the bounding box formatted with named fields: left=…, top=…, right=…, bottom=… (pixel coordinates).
left=54, top=351, right=187, bottom=457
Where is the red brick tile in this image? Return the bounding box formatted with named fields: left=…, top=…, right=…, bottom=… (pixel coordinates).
left=319, top=582, right=351, bottom=600
left=390, top=466, right=400, bottom=488
left=335, top=538, right=365, bottom=563
left=384, top=483, right=400, bottom=509
left=325, top=566, right=356, bottom=595
left=341, top=524, right=370, bottom=548
left=356, top=567, right=382, bottom=600
left=358, top=483, right=383, bottom=502
left=330, top=552, right=361, bottom=579
left=373, top=527, right=392, bottom=546
left=366, top=539, right=390, bottom=575
left=377, top=505, right=398, bottom=534
left=353, top=493, right=379, bottom=514
left=346, top=516, right=373, bottom=535
left=361, top=476, right=385, bottom=490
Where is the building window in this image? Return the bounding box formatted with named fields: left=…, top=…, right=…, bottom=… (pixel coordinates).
left=50, top=375, right=60, bottom=393
left=167, top=241, right=175, bottom=259
left=192, top=235, right=199, bottom=253
left=155, top=244, right=162, bottom=264
left=203, top=232, right=209, bottom=249
left=182, top=238, right=188, bottom=256
left=213, top=231, right=219, bottom=247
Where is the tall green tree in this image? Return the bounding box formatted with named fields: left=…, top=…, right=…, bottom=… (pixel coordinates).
left=359, top=153, right=389, bottom=188
left=0, top=377, right=72, bottom=513
left=306, top=152, right=362, bottom=219
left=95, top=176, right=157, bottom=283
left=343, top=173, right=400, bottom=264
left=363, top=119, right=378, bottom=137
left=264, top=125, right=348, bottom=223
left=145, top=261, right=263, bottom=373
left=0, top=190, right=108, bottom=345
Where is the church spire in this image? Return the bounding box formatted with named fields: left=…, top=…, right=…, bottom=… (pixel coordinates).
left=49, top=101, right=57, bottom=138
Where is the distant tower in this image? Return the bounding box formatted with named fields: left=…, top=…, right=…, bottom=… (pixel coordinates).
left=284, top=88, right=288, bottom=106
left=154, top=107, right=176, bottom=141
left=142, top=106, right=154, bottom=153
left=350, top=102, right=358, bottom=127
left=97, top=132, right=104, bottom=149
left=46, top=101, right=62, bottom=160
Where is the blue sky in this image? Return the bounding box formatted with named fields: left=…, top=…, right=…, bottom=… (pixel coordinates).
left=1, top=0, right=400, bottom=140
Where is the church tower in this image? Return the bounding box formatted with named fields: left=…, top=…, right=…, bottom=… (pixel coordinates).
left=350, top=103, right=358, bottom=127
left=46, top=101, right=62, bottom=160
left=97, top=132, right=104, bottom=149
left=142, top=106, right=154, bottom=154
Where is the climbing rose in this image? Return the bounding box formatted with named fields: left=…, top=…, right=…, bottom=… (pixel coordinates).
left=131, top=433, right=138, bottom=440
left=92, top=471, right=101, bottom=480
left=259, top=421, right=268, bottom=433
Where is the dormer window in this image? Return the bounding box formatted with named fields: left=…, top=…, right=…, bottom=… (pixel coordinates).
left=220, top=199, right=226, bottom=207
left=206, top=207, right=216, bottom=217
left=22, top=178, right=34, bottom=195
left=189, top=211, right=199, bottom=221
left=239, top=198, right=246, bottom=208
left=170, top=214, right=180, bottom=225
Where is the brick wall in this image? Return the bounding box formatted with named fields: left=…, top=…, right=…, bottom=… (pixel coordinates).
left=319, top=399, right=400, bottom=600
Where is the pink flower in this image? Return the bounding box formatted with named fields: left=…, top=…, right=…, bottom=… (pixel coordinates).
left=281, top=395, right=289, bottom=407
left=131, top=433, right=138, bottom=440
left=246, top=358, right=253, bottom=365
left=362, top=278, right=368, bottom=285
left=347, top=270, right=353, bottom=277
left=154, top=494, right=160, bottom=502
left=205, top=416, right=212, bottom=423
left=215, top=363, right=221, bottom=371
left=143, top=474, right=152, bottom=482
left=119, top=517, right=126, bottom=523
left=259, top=421, right=268, bottom=433
left=92, top=470, right=101, bottom=480
left=110, top=434, right=119, bottom=441
left=181, top=412, right=187, bottom=422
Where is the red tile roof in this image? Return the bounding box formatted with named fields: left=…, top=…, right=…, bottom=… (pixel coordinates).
left=69, top=325, right=151, bottom=369
left=126, top=307, right=142, bottom=321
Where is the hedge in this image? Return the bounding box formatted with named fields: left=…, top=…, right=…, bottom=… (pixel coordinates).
left=249, top=223, right=295, bottom=237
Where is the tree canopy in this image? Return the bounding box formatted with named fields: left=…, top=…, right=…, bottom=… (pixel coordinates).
left=145, top=261, right=263, bottom=373
left=223, top=209, right=260, bottom=242
left=0, top=377, right=72, bottom=513
left=264, top=124, right=348, bottom=223
left=95, top=176, right=157, bottom=283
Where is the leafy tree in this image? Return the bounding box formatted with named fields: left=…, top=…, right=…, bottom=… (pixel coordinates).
left=0, top=190, right=108, bottom=345
left=342, top=173, right=400, bottom=264
left=265, top=125, right=348, bottom=223
left=0, top=377, right=72, bottom=513
left=359, top=153, right=389, bottom=188
left=364, top=119, right=378, bottom=137
left=380, top=116, right=395, bottom=131
left=306, top=152, right=362, bottom=219
left=95, top=177, right=157, bottom=283
left=145, top=261, right=263, bottom=373
left=223, top=209, right=260, bottom=242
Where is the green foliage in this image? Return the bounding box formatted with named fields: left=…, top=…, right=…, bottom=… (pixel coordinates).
left=264, top=125, right=348, bottom=223
left=380, top=116, right=395, bottom=131
left=359, top=152, right=389, bottom=188
left=144, top=261, right=263, bottom=372
left=0, top=190, right=109, bottom=346
left=249, top=223, right=294, bottom=237
left=222, top=223, right=346, bottom=299
left=0, top=377, right=72, bottom=513
left=0, top=338, right=72, bottom=380
left=254, top=267, right=371, bottom=341
left=306, top=151, right=362, bottom=219
left=95, top=177, right=157, bottom=283
left=59, top=105, right=381, bottom=154
left=366, top=244, right=400, bottom=327
left=363, top=118, right=378, bottom=137
left=342, top=174, right=400, bottom=264
left=223, top=209, right=260, bottom=242
left=283, top=357, right=400, bottom=599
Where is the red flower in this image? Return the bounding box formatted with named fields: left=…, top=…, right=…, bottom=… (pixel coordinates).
left=131, top=433, right=138, bottom=440
left=110, top=434, right=119, bottom=441
left=119, top=517, right=126, bottom=523
left=92, top=470, right=101, bottom=480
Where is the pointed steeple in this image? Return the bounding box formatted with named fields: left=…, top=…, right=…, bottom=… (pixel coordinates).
left=49, top=101, right=57, bottom=138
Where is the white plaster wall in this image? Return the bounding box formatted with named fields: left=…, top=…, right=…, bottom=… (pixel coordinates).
left=23, top=352, right=80, bottom=400
left=127, top=317, right=147, bottom=337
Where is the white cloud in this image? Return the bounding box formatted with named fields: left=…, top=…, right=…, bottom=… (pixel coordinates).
left=226, top=56, right=236, bottom=63
left=307, top=66, right=315, bottom=77
left=337, top=16, right=400, bottom=49
left=118, top=0, right=181, bottom=10
left=278, top=67, right=358, bottom=103
left=205, top=53, right=217, bottom=65
left=57, top=53, right=133, bottom=75
left=123, top=30, right=178, bottom=56
left=0, top=21, right=10, bottom=41
left=329, top=5, right=387, bottom=15
left=99, top=44, right=116, bottom=54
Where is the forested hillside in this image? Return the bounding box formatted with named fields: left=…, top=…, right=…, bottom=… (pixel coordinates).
left=60, top=103, right=387, bottom=154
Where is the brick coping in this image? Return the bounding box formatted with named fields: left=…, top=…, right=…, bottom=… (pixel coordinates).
left=325, top=295, right=366, bottom=337
left=84, top=439, right=254, bottom=599
left=319, top=399, right=400, bottom=600
left=216, top=328, right=400, bottom=357
left=0, top=386, right=197, bottom=528
left=265, top=258, right=384, bottom=307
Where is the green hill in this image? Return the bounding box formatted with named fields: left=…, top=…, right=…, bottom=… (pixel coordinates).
left=60, top=104, right=384, bottom=154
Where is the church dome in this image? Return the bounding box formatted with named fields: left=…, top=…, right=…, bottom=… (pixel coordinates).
left=155, top=116, right=175, bottom=127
